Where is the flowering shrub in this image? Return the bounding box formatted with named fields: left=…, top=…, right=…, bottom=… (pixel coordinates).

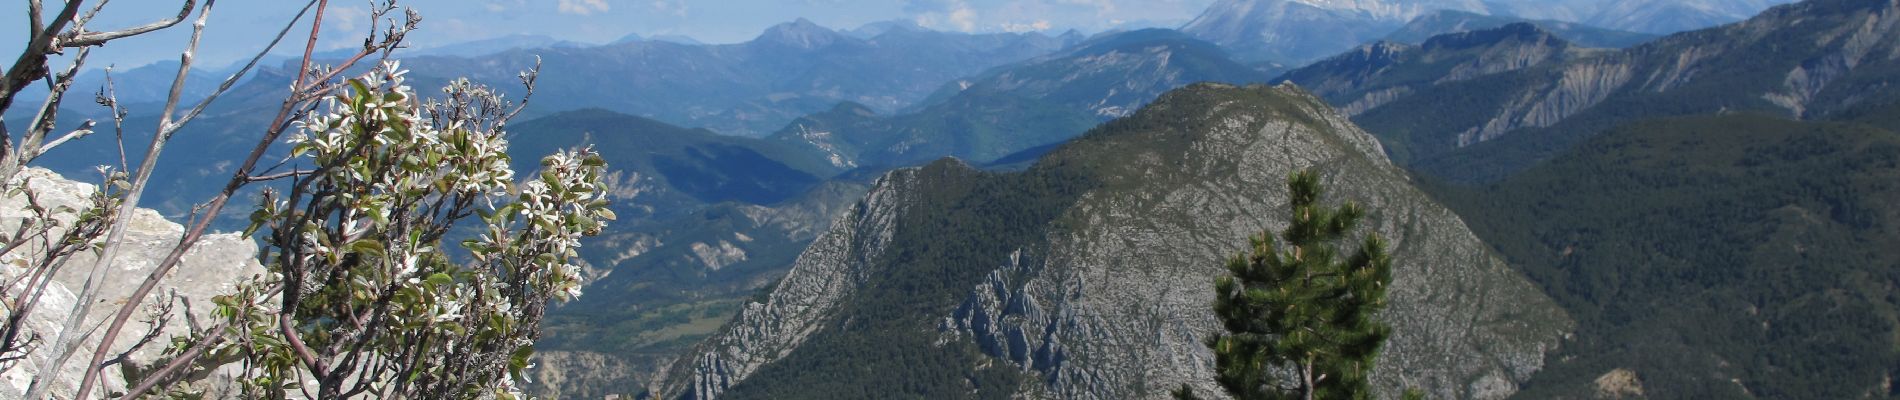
left=181, top=61, right=611, bottom=399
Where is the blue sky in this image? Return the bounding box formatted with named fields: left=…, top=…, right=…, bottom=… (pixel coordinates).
left=3, top=0, right=1215, bottom=69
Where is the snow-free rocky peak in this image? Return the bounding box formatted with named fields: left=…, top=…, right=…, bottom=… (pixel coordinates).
left=755, top=18, right=846, bottom=50
left=656, top=83, right=1573, bottom=399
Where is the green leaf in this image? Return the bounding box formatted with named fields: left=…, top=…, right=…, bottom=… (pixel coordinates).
left=427, top=272, right=453, bottom=287
left=242, top=209, right=270, bottom=238
left=348, top=240, right=387, bottom=258
left=510, top=345, right=535, bottom=372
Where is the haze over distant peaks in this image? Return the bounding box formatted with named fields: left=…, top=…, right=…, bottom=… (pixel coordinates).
left=1183, top=0, right=1790, bottom=63
left=754, top=18, right=846, bottom=50
left=1279, top=0, right=1494, bottom=21
left=1385, top=10, right=1659, bottom=48
left=847, top=19, right=927, bottom=38
left=409, top=34, right=589, bottom=57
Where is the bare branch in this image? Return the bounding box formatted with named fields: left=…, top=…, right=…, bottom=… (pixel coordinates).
left=59, top=0, right=196, bottom=48
left=121, top=283, right=278, bottom=399
left=18, top=45, right=91, bottom=168
left=3, top=0, right=89, bottom=115
left=27, top=1, right=46, bottom=40
left=97, top=292, right=175, bottom=370
left=172, top=0, right=323, bottom=127
left=36, top=120, right=95, bottom=155
left=96, top=68, right=130, bottom=172
left=63, top=0, right=224, bottom=397
left=243, top=170, right=311, bottom=183
left=293, top=0, right=333, bottom=92
left=503, top=56, right=543, bottom=123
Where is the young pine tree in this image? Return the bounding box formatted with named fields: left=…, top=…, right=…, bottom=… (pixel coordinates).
left=1180, top=170, right=1395, bottom=400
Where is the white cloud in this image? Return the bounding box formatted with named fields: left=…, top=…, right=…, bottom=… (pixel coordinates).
left=1000, top=19, right=1053, bottom=32
left=911, top=0, right=979, bottom=32
left=947, top=6, right=977, bottom=31
left=327, top=6, right=367, bottom=33
left=558, top=0, right=611, bottom=15
left=317, top=6, right=370, bottom=49
left=1057, top=0, right=1118, bottom=16
left=903, top=0, right=962, bottom=13
left=650, top=0, right=688, bottom=17
left=483, top=0, right=525, bottom=12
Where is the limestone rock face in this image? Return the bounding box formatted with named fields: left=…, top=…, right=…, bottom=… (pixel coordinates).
left=1280, top=23, right=1589, bottom=120
left=656, top=166, right=917, bottom=400
left=1283, top=0, right=1900, bottom=182
left=656, top=83, right=1573, bottom=399
left=0, top=168, right=262, bottom=399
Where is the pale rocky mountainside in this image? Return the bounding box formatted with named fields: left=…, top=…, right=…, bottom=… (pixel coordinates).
left=0, top=168, right=261, bottom=398
left=1306, top=0, right=1900, bottom=181
left=1280, top=23, right=1596, bottom=117
left=655, top=83, right=1572, bottom=399
left=527, top=178, right=869, bottom=399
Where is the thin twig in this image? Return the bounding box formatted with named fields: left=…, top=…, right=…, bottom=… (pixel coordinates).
left=36, top=120, right=96, bottom=154
left=59, top=0, right=195, bottom=47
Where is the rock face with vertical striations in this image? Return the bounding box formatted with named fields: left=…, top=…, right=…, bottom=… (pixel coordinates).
left=1297, top=0, right=1900, bottom=182
left=1280, top=23, right=1593, bottom=119
left=654, top=83, right=1573, bottom=399
left=0, top=168, right=262, bottom=399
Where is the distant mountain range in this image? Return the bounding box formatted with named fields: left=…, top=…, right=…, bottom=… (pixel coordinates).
left=767, top=29, right=1266, bottom=169
left=392, top=18, right=1077, bottom=137
left=1383, top=10, right=1659, bottom=48
left=1181, top=0, right=1789, bottom=63
left=405, top=34, right=592, bottom=57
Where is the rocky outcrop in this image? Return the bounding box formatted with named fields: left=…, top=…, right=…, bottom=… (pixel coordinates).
left=1340, top=86, right=1414, bottom=116
left=1314, top=0, right=1899, bottom=182
left=655, top=170, right=917, bottom=400
left=525, top=350, right=652, bottom=399
left=1281, top=24, right=1584, bottom=118
left=1593, top=368, right=1644, bottom=399
left=1760, top=0, right=1899, bottom=117
left=529, top=180, right=868, bottom=399
left=1457, top=56, right=1634, bottom=145
left=657, top=83, right=1572, bottom=399
left=0, top=168, right=262, bottom=399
